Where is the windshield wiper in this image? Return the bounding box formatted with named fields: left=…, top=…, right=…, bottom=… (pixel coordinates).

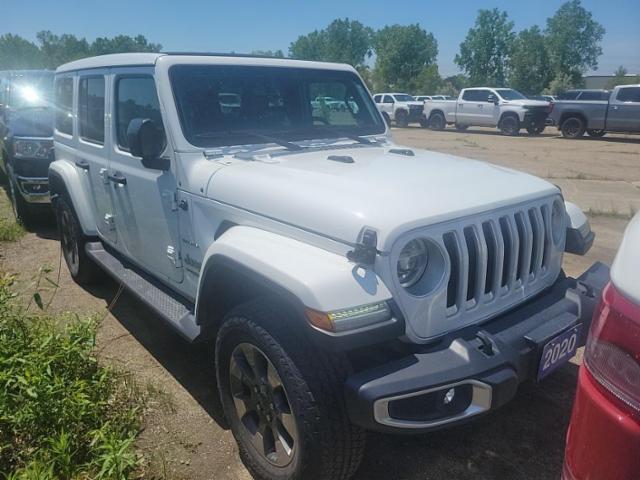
left=194, top=130, right=303, bottom=151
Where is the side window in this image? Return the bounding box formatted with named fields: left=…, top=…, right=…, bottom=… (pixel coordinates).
left=462, top=90, right=477, bottom=101
left=476, top=90, right=491, bottom=102
left=373, top=94, right=381, bottom=103
left=55, top=77, right=74, bottom=135
left=78, top=76, right=105, bottom=144
left=116, top=76, right=165, bottom=151
left=383, top=95, right=394, bottom=103
left=616, top=87, right=640, bottom=103
left=558, top=91, right=578, bottom=100
left=580, top=91, right=602, bottom=101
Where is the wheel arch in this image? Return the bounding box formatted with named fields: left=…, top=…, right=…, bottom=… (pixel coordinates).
left=194, top=225, right=393, bottom=342
left=559, top=111, right=588, bottom=129
left=49, top=160, right=97, bottom=236
left=498, top=110, right=520, bottom=124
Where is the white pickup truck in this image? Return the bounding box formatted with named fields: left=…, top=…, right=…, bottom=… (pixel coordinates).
left=424, top=87, right=551, bottom=135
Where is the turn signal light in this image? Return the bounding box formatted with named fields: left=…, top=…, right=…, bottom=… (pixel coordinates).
left=305, top=302, right=392, bottom=333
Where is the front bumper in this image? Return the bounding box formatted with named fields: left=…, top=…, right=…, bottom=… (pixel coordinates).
left=524, top=111, right=549, bottom=128
left=345, top=261, right=609, bottom=433
left=15, top=175, right=50, bottom=204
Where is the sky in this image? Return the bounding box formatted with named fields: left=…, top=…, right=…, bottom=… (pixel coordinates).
left=4, top=0, right=640, bottom=76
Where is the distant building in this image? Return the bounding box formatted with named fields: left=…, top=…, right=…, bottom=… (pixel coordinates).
left=583, top=74, right=640, bottom=89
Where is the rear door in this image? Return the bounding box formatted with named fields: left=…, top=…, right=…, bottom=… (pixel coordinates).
left=606, top=87, right=640, bottom=132
left=457, top=90, right=484, bottom=125
left=75, top=71, right=117, bottom=244
left=108, top=68, right=183, bottom=283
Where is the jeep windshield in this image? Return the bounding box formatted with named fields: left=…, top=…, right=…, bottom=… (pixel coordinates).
left=495, top=89, right=527, bottom=101
left=8, top=73, right=54, bottom=110
left=170, top=65, right=385, bottom=148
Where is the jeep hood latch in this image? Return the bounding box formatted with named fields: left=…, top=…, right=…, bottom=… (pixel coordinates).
left=347, top=228, right=378, bottom=266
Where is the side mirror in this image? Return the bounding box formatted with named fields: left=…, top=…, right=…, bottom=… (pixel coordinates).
left=127, top=118, right=164, bottom=161
left=487, top=94, right=498, bottom=105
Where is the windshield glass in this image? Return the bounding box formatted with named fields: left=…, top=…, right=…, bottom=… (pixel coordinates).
left=170, top=65, right=385, bottom=148
left=495, top=89, right=527, bottom=100
left=393, top=94, right=415, bottom=102
left=8, top=73, right=54, bottom=109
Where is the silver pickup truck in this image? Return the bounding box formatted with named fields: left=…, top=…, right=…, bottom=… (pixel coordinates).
left=550, top=84, right=640, bottom=138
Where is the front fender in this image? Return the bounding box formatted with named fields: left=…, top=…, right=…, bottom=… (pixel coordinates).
left=195, top=226, right=393, bottom=323
left=49, top=160, right=97, bottom=236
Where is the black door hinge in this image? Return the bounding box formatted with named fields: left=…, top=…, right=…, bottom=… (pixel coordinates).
left=347, top=229, right=378, bottom=265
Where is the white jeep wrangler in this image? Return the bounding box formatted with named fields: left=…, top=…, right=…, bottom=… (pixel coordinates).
left=50, top=53, right=607, bottom=480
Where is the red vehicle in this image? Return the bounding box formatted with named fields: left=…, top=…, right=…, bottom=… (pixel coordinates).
left=563, top=213, right=640, bottom=480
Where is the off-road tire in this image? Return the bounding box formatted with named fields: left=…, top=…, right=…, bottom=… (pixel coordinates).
left=429, top=111, right=446, bottom=131
left=586, top=129, right=606, bottom=138
left=55, top=196, right=103, bottom=285
left=395, top=110, right=409, bottom=128
left=8, top=174, right=36, bottom=227
left=499, top=114, right=520, bottom=136
left=382, top=112, right=391, bottom=127
left=560, top=116, right=586, bottom=139
left=419, top=117, right=429, bottom=128
left=216, top=299, right=365, bottom=480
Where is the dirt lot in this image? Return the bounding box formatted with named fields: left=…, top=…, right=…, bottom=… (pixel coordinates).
left=1, top=126, right=638, bottom=480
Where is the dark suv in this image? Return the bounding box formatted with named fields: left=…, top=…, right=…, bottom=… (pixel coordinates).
left=0, top=70, right=55, bottom=223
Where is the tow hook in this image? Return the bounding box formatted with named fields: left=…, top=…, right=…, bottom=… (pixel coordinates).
left=347, top=229, right=378, bottom=266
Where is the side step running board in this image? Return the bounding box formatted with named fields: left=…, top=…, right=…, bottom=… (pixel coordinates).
left=85, top=242, right=200, bottom=341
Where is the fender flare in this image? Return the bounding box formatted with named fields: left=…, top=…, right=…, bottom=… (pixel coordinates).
left=48, top=160, right=97, bottom=236
left=499, top=110, right=523, bottom=124
left=194, top=226, right=393, bottom=328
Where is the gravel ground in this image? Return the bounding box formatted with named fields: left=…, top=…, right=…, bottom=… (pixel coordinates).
left=0, top=125, right=637, bottom=479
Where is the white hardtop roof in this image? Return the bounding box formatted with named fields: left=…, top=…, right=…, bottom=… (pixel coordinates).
left=56, top=52, right=355, bottom=74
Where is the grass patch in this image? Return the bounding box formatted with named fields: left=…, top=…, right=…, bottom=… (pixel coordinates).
left=0, top=193, right=24, bottom=242
left=0, top=275, right=144, bottom=479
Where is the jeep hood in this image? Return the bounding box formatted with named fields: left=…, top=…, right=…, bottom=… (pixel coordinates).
left=206, top=146, right=558, bottom=250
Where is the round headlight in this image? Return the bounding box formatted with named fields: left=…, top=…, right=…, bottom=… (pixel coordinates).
left=551, top=200, right=565, bottom=244
left=397, top=239, right=428, bottom=288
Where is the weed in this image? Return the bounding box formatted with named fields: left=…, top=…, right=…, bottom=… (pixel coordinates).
left=0, top=275, right=143, bottom=479
left=0, top=193, right=24, bottom=242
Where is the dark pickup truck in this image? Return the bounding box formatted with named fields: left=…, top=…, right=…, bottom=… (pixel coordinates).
left=550, top=84, right=640, bottom=138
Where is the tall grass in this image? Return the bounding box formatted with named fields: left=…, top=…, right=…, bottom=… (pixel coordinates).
left=0, top=275, right=143, bottom=479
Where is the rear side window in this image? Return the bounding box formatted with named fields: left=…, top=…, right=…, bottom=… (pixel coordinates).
left=462, top=90, right=478, bottom=101
left=373, top=94, right=381, bottom=103
left=115, top=76, right=164, bottom=151
left=383, top=95, right=393, bottom=103
left=78, top=77, right=105, bottom=144
left=55, top=77, right=74, bottom=135
left=580, top=91, right=607, bottom=101
left=616, top=87, right=640, bottom=103
left=558, top=91, right=579, bottom=100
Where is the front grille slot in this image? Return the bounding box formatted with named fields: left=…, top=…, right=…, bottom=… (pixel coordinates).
left=442, top=200, right=558, bottom=319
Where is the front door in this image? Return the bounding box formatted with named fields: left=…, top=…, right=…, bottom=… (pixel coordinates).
left=107, top=69, right=183, bottom=284
left=607, top=87, right=640, bottom=132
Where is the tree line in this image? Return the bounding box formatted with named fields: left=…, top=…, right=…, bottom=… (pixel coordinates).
left=2, top=0, right=636, bottom=95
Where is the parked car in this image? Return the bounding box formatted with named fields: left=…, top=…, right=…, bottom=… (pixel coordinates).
left=0, top=70, right=54, bottom=223
left=550, top=84, right=640, bottom=138
left=373, top=92, right=426, bottom=127
left=563, top=212, right=640, bottom=480
left=51, top=53, right=606, bottom=480
left=424, top=87, right=551, bottom=135
left=557, top=89, right=610, bottom=101
left=528, top=94, right=557, bottom=103
left=414, top=95, right=432, bottom=102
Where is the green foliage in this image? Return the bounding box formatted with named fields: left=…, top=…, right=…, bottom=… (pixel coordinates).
left=605, top=66, right=640, bottom=89
left=0, top=276, right=142, bottom=479
left=250, top=49, right=285, bottom=58
left=289, top=18, right=373, bottom=67
left=509, top=26, right=553, bottom=94
left=413, top=64, right=444, bottom=95
left=545, top=0, right=606, bottom=85
left=455, top=9, right=515, bottom=87
left=373, top=24, right=438, bottom=92
left=543, top=72, right=577, bottom=95
left=0, top=35, right=43, bottom=70
left=0, top=32, right=162, bottom=70
left=0, top=193, right=24, bottom=242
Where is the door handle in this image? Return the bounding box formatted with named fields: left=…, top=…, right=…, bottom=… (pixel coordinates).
left=107, top=172, right=127, bottom=185
left=611, top=105, right=619, bottom=110
left=75, top=159, right=90, bottom=171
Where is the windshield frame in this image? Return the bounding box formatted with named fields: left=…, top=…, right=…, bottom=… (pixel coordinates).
left=494, top=88, right=527, bottom=101
left=168, top=64, right=386, bottom=149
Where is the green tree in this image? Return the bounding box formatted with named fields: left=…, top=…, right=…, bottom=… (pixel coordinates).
left=413, top=64, right=443, bottom=94
left=373, top=24, right=438, bottom=91
left=455, top=9, right=515, bottom=87
left=289, top=18, right=373, bottom=67
left=605, top=66, right=640, bottom=89
left=444, top=74, right=469, bottom=92
left=0, top=34, right=43, bottom=69
left=36, top=31, right=90, bottom=68
left=91, top=35, right=162, bottom=56
left=543, top=72, right=576, bottom=95
left=508, top=26, right=552, bottom=94
left=545, top=0, right=605, bottom=85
